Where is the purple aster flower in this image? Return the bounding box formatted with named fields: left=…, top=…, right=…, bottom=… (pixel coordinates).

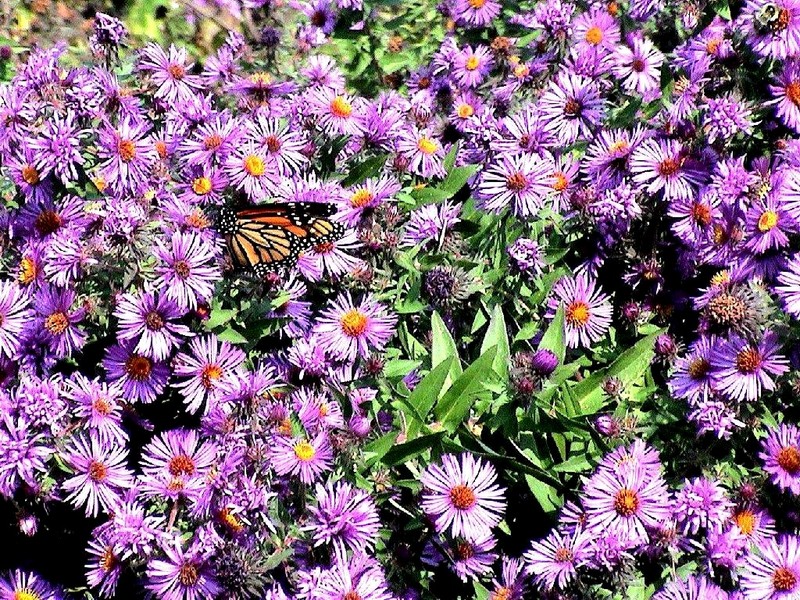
left=476, top=153, right=553, bottom=218
left=524, top=527, right=591, bottom=592
left=153, top=231, right=221, bottom=311
left=139, top=429, right=218, bottom=503
left=269, top=431, right=333, bottom=484
left=336, top=176, right=400, bottom=227
left=146, top=539, right=220, bottom=600
left=0, top=570, right=60, bottom=600
left=97, top=117, right=158, bottom=194
left=314, top=293, right=397, bottom=361
left=508, top=238, right=545, bottom=276
left=731, top=506, right=777, bottom=544
left=224, top=141, right=279, bottom=201
left=668, top=188, right=721, bottom=245
left=173, top=335, right=247, bottom=414
left=613, top=36, right=664, bottom=98
left=669, top=335, right=717, bottom=403
left=306, top=480, right=381, bottom=552
left=306, top=86, right=365, bottom=136
left=0, top=281, right=31, bottom=359
left=420, top=453, right=506, bottom=541
left=770, top=60, right=800, bottom=133
left=547, top=274, right=613, bottom=348
left=454, top=0, right=500, bottom=27
left=246, top=113, right=308, bottom=176
left=573, top=7, right=621, bottom=50
left=653, top=575, right=729, bottom=600
left=31, top=284, right=86, bottom=359
left=742, top=0, right=800, bottom=59
left=703, top=95, right=754, bottom=145
left=401, top=200, right=461, bottom=248
left=64, top=374, right=127, bottom=445
left=582, top=464, right=672, bottom=546
left=30, top=112, right=85, bottom=185
left=316, top=550, right=393, bottom=600
left=438, top=534, right=498, bottom=582
left=5, top=145, right=53, bottom=203
left=62, top=434, right=133, bottom=517
left=138, top=43, right=201, bottom=104
left=630, top=139, right=704, bottom=201
left=744, top=196, right=797, bottom=254
left=180, top=112, right=243, bottom=169
left=489, top=556, right=528, bottom=600
left=297, top=232, right=364, bottom=280
left=85, top=534, right=122, bottom=597
left=539, top=73, right=605, bottom=144
left=103, top=340, right=170, bottom=404
left=394, top=127, right=446, bottom=179
left=740, top=534, right=800, bottom=599
left=114, top=291, right=190, bottom=361
left=707, top=525, right=748, bottom=571
left=673, top=477, right=733, bottom=535
left=452, top=45, right=495, bottom=88
left=709, top=332, right=789, bottom=402
left=0, top=414, right=53, bottom=497
left=760, top=423, right=800, bottom=495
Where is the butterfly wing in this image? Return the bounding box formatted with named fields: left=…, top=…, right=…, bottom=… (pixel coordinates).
left=219, top=202, right=344, bottom=276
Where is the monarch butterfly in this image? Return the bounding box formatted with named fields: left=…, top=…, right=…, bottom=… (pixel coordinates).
left=217, top=202, right=344, bottom=276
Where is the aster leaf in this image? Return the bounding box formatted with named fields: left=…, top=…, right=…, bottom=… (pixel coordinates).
left=404, top=356, right=455, bottom=439
left=383, top=432, right=444, bottom=466
left=538, top=305, right=566, bottom=364
left=480, top=304, right=510, bottom=379
left=434, top=345, right=498, bottom=431
left=431, top=310, right=462, bottom=392
left=341, top=154, right=389, bottom=186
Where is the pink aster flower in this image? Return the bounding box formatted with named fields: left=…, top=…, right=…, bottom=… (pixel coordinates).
left=270, top=431, right=333, bottom=484
left=760, top=423, right=800, bottom=496
left=547, top=274, right=613, bottom=348
left=420, top=453, right=506, bottom=542
left=314, top=293, right=397, bottom=361
left=524, top=527, right=592, bottom=592
left=740, top=534, right=800, bottom=599
left=173, top=335, right=247, bottom=414
left=62, top=434, right=133, bottom=517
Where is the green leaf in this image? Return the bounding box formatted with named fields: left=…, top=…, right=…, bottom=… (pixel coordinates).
left=440, top=164, right=478, bottom=195
left=341, top=154, right=389, bottom=186
left=383, top=433, right=443, bottom=466
left=404, top=357, right=455, bottom=439
left=217, top=327, right=248, bottom=345
left=444, top=143, right=459, bottom=172
left=480, top=304, right=510, bottom=379
left=538, top=305, right=566, bottom=363
left=431, top=311, right=462, bottom=391
left=434, top=346, right=498, bottom=431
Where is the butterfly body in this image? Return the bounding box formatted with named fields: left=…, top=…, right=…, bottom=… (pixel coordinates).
left=218, top=202, right=344, bottom=276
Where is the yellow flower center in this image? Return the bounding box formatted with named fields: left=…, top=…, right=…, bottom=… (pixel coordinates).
left=350, top=189, right=374, bottom=207
left=340, top=309, right=368, bottom=336
left=457, top=103, right=474, bottom=118
left=468, top=0, right=485, bottom=7
left=758, top=210, right=779, bottom=232
left=243, top=154, right=265, bottom=177
left=417, top=137, right=439, bottom=155
left=13, top=589, right=41, bottom=600
left=613, top=488, right=640, bottom=516
left=787, top=81, right=800, bottom=105
left=330, top=96, right=353, bottom=118
left=294, top=441, right=316, bottom=462
left=44, top=312, right=69, bottom=335
left=552, top=172, right=569, bottom=192
left=465, top=56, right=480, bottom=71
left=201, top=364, right=223, bottom=389
left=192, top=177, right=212, bottom=195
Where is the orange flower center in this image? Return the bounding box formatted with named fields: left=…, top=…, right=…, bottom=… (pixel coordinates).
left=778, top=446, right=800, bottom=474
left=243, top=154, right=265, bottom=177
left=490, top=587, right=511, bottom=600
left=613, top=488, right=640, bottom=516
left=93, top=397, right=112, bottom=415
left=89, top=460, right=108, bottom=482
left=118, top=139, right=136, bottom=162
left=178, top=563, right=199, bottom=586
left=330, top=96, right=353, bottom=118
left=733, top=509, right=756, bottom=535
left=168, top=454, right=196, bottom=476
left=21, top=165, right=39, bottom=185
left=125, top=355, right=152, bottom=381
left=155, top=140, right=167, bottom=159
left=691, top=202, right=712, bottom=226
left=787, top=81, right=800, bottom=105
left=506, top=172, right=528, bottom=191
left=552, top=172, right=569, bottom=191
left=554, top=547, right=573, bottom=562
left=100, top=546, right=117, bottom=573
left=201, top=364, right=223, bottom=389
left=18, top=257, right=37, bottom=285
left=44, top=312, right=69, bottom=335
left=168, top=64, right=186, bottom=80
left=203, top=134, right=223, bottom=150
left=449, top=484, right=477, bottom=510
left=566, top=301, right=590, bottom=326
left=563, top=99, right=581, bottom=115
left=314, top=241, right=335, bottom=254
left=735, top=347, right=762, bottom=374
left=775, top=567, right=798, bottom=591
left=468, top=0, right=485, bottom=7
left=585, top=26, right=603, bottom=45
left=658, top=158, right=680, bottom=176
left=343, top=592, right=362, bottom=600
left=340, top=309, right=368, bottom=336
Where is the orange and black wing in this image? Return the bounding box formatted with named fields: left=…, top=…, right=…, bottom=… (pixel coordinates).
left=218, top=202, right=344, bottom=276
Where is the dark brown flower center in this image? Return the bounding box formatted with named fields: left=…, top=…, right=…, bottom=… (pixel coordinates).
left=21, top=165, right=40, bottom=185
left=145, top=311, right=165, bottom=331
left=506, top=172, right=528, bottom=191
left=774, top=566, right=797, bottom=592
left=687, top=358, right=710, bottom=380
left=89, top=460, right=108, bottom=481
left=125, top=355, right=152, bottom=380
left=454, top=540, right=474, bottom=560
left=735, top=347, right=762, bottom=374
left=35, top=209, right=63, bottom=236
left=178, top=562, right=199, bottom=586
left=563, top=98, right=581, bottom=116
left=174, top=260, right=191, bottom=279
left=265, top=135, right=282, bottom=153
left=658, top=158, right=680, bottom=177
left=632, top=58, right=646, bottom=72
